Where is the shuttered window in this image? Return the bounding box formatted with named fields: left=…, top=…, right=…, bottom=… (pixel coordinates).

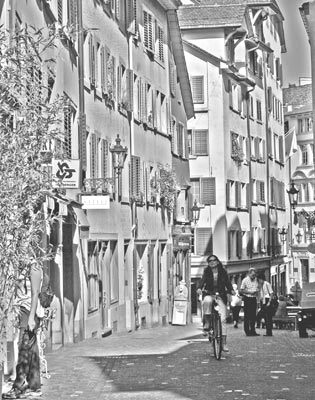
left=68, top=0, right=77, bottom=28
left=156, top=25, right=164, bottom=63
left=196, top=228, right=213, bottom=255
left=88, top=132, right=97, bottom=179
left=193, top=130, right=208, bottom=156
left=143, top=10, right=154, bottom=52
left=100, top=139, right=109, bottom=179
left=127, top=0, right=138, bottom=34
left=169, top=59, right=177, bottom=97
left=63, top=98, right=76, bottom=159
left=191, top=76, right=204, bottom=104
left=279, top=136, right=284, bottom=163
left=201, top=177, right=216, bottom=205
left=130, top=155, right=141, bottom=198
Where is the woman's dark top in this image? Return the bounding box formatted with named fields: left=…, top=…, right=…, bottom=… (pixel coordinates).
left=198, top=266, right=233, bottom=304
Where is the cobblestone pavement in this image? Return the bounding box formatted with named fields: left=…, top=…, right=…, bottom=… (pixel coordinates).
left=41, top=323, right=315, bottom=400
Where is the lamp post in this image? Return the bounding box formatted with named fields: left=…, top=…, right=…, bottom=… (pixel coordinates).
left=278, top=227, right=287, bottom=244
left=296, top=230, right=303, bottom=244
left=109, top=134, right=128, bottom=198
left=191, top=200, right=201, bottom=225
left=287, top=182, right=299, bottom=210
left=110, top=134, right=128, bottom=176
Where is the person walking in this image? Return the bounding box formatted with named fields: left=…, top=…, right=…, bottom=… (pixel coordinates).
left=197, top=255, right=234, bottom=352
left=240, top=268, right=259, bottom=337
left=3, top=261, right=44, bottom=399
left=230, top=283, right=242, bottom=328
left=257, top=273, right=274, bottom=336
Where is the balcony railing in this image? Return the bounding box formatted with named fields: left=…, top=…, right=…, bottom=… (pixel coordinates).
left=83, top=178, right=114, bottom=195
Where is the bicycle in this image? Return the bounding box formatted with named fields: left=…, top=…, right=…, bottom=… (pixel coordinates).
left=202, top=292, right=223, bottom=360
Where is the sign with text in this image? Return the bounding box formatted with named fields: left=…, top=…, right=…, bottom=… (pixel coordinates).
left=173, top=235, right=191, bottom=251
left=52, top=159, right=80, bottom=188
left=81, top=195, right=110, bottom=209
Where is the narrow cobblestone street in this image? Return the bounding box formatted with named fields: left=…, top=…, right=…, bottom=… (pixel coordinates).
left=42, top=323, right=315, bottom=400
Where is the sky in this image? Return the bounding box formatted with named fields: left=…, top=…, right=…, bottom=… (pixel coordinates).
left=277, top=0, right=311, bottom=87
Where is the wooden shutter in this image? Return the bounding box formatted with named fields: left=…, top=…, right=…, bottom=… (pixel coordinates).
left=79, top=113, right=87, bottom=171
left=193, top=130, right=208, bottom=155
left=226, top=180, right=230, bottom=208
left=57, top=0, right=63, bottom=25
left=235, top=181, right=241, bottom=208
left=64, top=102, right=72, bottom=159
left=227, top=231, right=232, bottom=259
left=68, top=0, right=77, bottom=27
left=254, top=136, right=259, bottom=159
left=196, top=228, right=213, bottom=255
left=143, top=10, right=153, bottom=51
left=267, top=87, right=272, bottom=111
left=201, top=177, right=216, bottom=205
left=101, top=139, right=109, bottom=178
left=117, top=64, right=122, bottom=103
left=191, top=76, right=204, bottom=104
left=157, top=26, right=164, bottom=62
left=126, top=69, right=133, bottom=112
left=127, top=0, right=137, bottom=34
left=130, top=155, right=141, bottom=198
left=246, top=183, right=250, bottom=209
left=170, top=60, right=176, bottom=97
left=279, top=136, right=284, bottom=163
left=237, top=231, right=242, bottom=259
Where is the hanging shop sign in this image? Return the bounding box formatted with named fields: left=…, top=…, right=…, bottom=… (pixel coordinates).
left=52, top=159, right=80, bottom=189
left=81, top=195, right=110, bottom=209
left=173, top=235, right=191, bottom=251
left=307, top=243, right=315, bottom=254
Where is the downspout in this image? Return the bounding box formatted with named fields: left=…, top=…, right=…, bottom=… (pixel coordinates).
left=245, top=45, right=258, bottom=260
left=262, top=51, right=272, bottom=268
left=77, top=0, right=86, bottom=337
left=127, top=26, right=138, bottom=329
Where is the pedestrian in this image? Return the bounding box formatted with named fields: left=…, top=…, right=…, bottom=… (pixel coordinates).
left=197, top=255, right=234, bottom=352
left=240, top=268, right=259, bottom=336
left=230, top=284, right=242, bottom=328
left=3, top=261, right=44, bottom=399
left=257, top=273, right=274, bottom=336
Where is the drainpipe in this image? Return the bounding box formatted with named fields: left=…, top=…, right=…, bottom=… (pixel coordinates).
left=127, top=27, right=138, bottom=329
left=245, top=46, right=258, bottom=260
left=77, top=0, right=86, bottom=338
left=262, top=51, right=272, bottom=269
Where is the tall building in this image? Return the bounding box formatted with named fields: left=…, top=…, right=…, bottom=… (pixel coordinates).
left=178, top=0, right=288, bottom=308
left=0, top=0, right=193, bottom=354
left=283, top=83, right=315, bottom=288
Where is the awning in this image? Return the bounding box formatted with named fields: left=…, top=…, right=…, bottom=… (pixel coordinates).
left=72, top=207, right=90, bottom=228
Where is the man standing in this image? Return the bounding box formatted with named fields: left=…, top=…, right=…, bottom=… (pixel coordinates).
left=240, top=268, right=259, bottom=337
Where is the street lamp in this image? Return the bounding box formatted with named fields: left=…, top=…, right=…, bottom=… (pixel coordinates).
left=109, top=134, right=128, bottom=176
left=191, top=200, right=201, bottom=225
left=278, top=227, right=287, bottom=243
left=287, top=182, right=299, bottom=210
left=295, top=230, right=303, bottom=244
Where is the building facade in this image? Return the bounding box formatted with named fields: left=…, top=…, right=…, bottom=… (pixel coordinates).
left=178, top=0, right=288, bottom=310
left=284, top=83, right=315, bottom=290
left=1, top=0, right=193, bottom=357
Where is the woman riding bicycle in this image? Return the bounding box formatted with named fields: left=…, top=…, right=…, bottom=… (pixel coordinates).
left=197, top=255, right=234, bottom=352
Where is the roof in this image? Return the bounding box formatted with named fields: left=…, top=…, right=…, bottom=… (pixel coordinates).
left=178, top=3, right=246, bottom=29
left=283, top=84, right=313, bottom=115
left=167, top=10, right=195, bottom=119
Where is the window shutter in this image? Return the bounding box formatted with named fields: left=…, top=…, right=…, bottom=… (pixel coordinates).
left=267, top=87, right=272, bottom=111
left=88, top=132, right=97, bottom=179
left=193, top=130, right=208, bottom=156
left=88, top=35, right=93, bottom=84
left=100, top=46, right=106, bottom=93
left=64, top=102, right=72, bottom=159
left=57, top=0, right=63, bottom=25
left=227, top=231, right=232, bottom=260
left=79, top=113, right=87, bottom=171
left=237, top=231, right=242, bottom=259
left=130, top=155, right=141, bottom=198
left=127, top=0, right=137, bottom=34
left=111, top=56, right=116, bottom=99
left=236, top=181, right=241, bottom=208
left=101, top=139, right=109, bottom=178
left=201, top=177, right=216, bottom=205
left=142, top=81, right=148, bottom=123
left=279, top=136, right=284, bottom=163
left=143, top=10, right=154, bottom=51
left=246, top=183, right=250, bottom=208
left=117, top=64, right=122, bottom=103
left=169, top=60, right=176, bottom=97
left=157, top=26, right=164, bottom=63
left=68, top=0, right=77, bottom=28
left=238, top=85, right=242, bottom=112
left=196, top=228, right=213, bottom=255
left=226, top=180, right=230, bottom=208
left=126, top=69, right=133, bottom=112
left=191, top=76, right=204, bottom=104
left=146, top=166, right=151, bottom=203
left=228, top=80, right=233, bottom=108
left=254, top=137, right=259, bottom=159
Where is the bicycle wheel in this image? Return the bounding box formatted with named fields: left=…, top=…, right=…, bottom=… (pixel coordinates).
left=212, top=311, right=222, bottom=360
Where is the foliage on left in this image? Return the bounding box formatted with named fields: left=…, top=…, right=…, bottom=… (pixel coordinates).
left=0, top=25, right=66, bottom=363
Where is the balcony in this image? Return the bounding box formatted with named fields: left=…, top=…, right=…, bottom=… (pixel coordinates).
left=83, top=178, right=114, bottom=195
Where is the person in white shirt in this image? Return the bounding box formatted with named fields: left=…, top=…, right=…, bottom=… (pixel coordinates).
left=257, top=273, right=274, bottom=337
